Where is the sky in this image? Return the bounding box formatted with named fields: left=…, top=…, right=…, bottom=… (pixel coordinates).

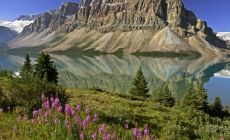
left=0, top=0, right=229, bottom=32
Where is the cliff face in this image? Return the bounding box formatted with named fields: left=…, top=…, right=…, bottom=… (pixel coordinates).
left=11, top=0, right=228, bottom=55
left=69, top=0, right=224, bottom=49
left=22, top=2, right=79, bottom=34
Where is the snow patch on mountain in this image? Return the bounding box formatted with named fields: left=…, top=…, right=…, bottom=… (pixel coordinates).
left=217, top=32, right=230, bottom=41
left=0, top=20, right=34, bottom=33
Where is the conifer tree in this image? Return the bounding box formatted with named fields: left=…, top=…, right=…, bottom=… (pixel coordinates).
left=182, top=84, right=208, bottom=111
left=129, top=66, right=149, bottom=97
left=211, top=96, right=223, bottom=116
left=34, top=52, right=58, bottom=84
left=20, top=54, right=33, bottom=79
left=154, top=85, right=175, bottom=107
left=182, top=86, right=197, bottom=108
left=196, top=84, right=208, bottom=111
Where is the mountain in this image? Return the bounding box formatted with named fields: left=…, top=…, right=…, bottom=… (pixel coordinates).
left=16, top=15, right=38, bottom=21
left=217, top=32, right=230, bottom=42
left=0, top=19, right=34, bottom=33
left=21, top=2, right=79, bottom=34
left=8, top=0, right=228, bottom=56
left=217, top=32, right=230, bottom=48
left=0, top=26, right=18, bottom=43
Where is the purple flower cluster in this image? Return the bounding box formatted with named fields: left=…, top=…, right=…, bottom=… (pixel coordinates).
left=133, top=126, right=154, bottom=140
left=21, top=95, right=155, bottom=140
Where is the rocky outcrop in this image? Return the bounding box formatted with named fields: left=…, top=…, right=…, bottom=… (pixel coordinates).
left=22, top=2, right=79, bottom=34
left=0, top=26, right=18, bottom=43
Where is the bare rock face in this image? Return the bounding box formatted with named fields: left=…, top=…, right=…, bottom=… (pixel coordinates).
left=60, top=0, right=226, bottom=49
left=22, top=2, right=79, bottom=34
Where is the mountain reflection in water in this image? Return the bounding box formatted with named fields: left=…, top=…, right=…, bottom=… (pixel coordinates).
left=50, top=54, right=229, bottom=99
left=1, top=52, right=230, bottom=104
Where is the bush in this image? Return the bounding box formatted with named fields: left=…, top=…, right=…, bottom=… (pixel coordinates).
left=9, top=76, right=69, bottom=117
left=0, top=86, right=16, bottom=112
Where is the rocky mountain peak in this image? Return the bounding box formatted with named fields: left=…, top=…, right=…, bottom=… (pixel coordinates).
left=16, top=15, right=38, bottom=21
left=22, top=2, right=79, bottom=34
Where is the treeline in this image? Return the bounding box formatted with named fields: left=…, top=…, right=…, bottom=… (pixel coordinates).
left=130, top=67, right=230, bottom=119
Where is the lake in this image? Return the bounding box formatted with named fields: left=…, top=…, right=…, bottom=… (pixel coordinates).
left=1, top=51, right=230, bottom=106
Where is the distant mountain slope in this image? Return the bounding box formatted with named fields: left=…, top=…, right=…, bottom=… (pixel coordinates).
left=217, top=32, right=230, bottom=48
left=8, top=0, right=228, bottom=56
left=0, top=26, right=18, bottom=43
left=217, top=32, right=230, bottom=41
left=0, top=19, right=34, bottom=33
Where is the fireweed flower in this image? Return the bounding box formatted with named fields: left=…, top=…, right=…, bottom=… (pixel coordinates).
left=65, top=104, right=75, bottom=116
left=75, top=116, right=82, bottom=126
left=125, top=124, right=129, bottom=129
left=51, top=102, right=56, bottom=109
left=58, top=106, right=62, bottom=113
left=99, top=124, right=106, bottom=134
left=65, top=120, right=71, bottom=130
left=44, top=100, right=50, bottom=110
left=80, top=132, right=84, bottom=140
left=50, top=96, right=54, bottom=103
left=76, top=103, right=81, bottom=112
left=86, top=106, right=90, bottom=114
left=103, top=133, right=111, bottom=140
left=93, top=114, right=99, bottom=122
left=41, top=94, right=46, bottom=102
left=54, top=98, right=60, bottom=107
left=144, top=127, right=150, bottom=136
left=91, top=133, right=97, bottom=140
left=33, top=110, right=39, bottom=118
left=133, top=128, right=142, bottom=139
left=54, top=117, right=59, bottom=126
left=82, top=120, right=88, bottom=129
left=86, top=115, right=90, bottom=123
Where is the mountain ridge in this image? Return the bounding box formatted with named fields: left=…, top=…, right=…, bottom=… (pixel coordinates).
left=7, top=0, right=229, bottom=56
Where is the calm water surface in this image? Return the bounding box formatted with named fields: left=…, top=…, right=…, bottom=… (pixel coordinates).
left=1, top=51, right=230, bottom=106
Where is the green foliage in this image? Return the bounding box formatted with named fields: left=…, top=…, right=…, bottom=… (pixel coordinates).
left=209, top=96, right=225, bottom=118
left=196, top=84, right=209, bottom=111
left=0, top=87, right=16, bottom=111
left=35, top=52, right=59, bottom=84
left=129, top=67, right=149, bottom=97
left=153, top=85, right=175, bottom=107
left=20, top=54, right=33, bottom=79
left=10, top=76, right=68, bottom=116
left=0, top=53, right=68, bottom=115
left=181, top=84, right=208, bottom=111
left=0, top=71, right=13, bottom=78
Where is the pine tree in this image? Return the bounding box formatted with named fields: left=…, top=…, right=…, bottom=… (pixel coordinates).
left=196, top=84, right=208, bottom=111
left=129, top=66, right=149, bottom=97
left=154, top=85, right=175, bottom=107
left=182, top=84, right=209, bottom=111
left=20, top=54, right=33, bottom=79
left=211, top=96, right=223, bottom=116
left=34, top=52, right=58, bottom=84
left=182, top=86, right=198, bottom=108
